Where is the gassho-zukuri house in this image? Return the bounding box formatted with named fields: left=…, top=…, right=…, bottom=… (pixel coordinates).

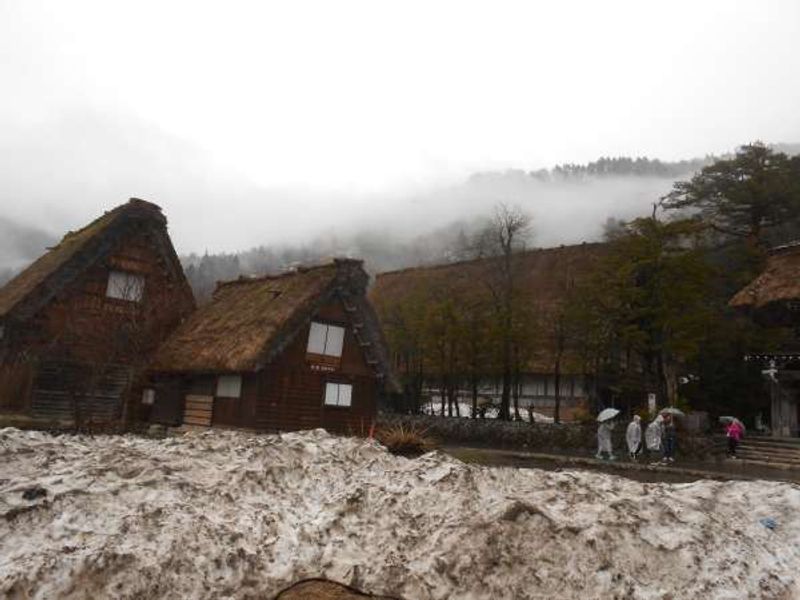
left=731, top=242, right=800, bottom=437
left=0, top=198, right=195, bottom=425
left=147, top=259, right=397, bottom=433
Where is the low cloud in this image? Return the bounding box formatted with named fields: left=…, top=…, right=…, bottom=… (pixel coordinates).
left=0, top=109, right=701, bottom=276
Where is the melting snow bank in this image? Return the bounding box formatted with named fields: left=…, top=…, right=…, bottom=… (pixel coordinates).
left=1, top=428, right=799, bottom=600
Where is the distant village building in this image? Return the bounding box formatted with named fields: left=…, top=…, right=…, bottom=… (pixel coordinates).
left=370, top=244, right=606, bottom=421
left=731, top=243, right=800, bottom=437
left=149, top=259, right=395, bottom=433
left=0, top=199, right=195, bottom=424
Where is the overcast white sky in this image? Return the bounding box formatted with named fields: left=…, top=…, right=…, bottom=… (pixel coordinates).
left=1, top=0, right=799, bottom=255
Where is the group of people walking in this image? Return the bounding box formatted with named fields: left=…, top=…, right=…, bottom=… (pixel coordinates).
left=596, top=410, right=745, bottom=462
left=595, top=411, right=679, bottom=463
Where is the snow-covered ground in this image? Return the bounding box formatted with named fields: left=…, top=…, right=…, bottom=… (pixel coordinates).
left=1, top=428, right=799, bottom=600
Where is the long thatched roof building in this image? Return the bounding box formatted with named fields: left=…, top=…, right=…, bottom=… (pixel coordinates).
left=369, top=243, right=607, bottom=419
left=371, top=242, right=606, bottom=372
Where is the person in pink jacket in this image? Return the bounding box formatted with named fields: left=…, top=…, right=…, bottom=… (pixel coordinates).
left=726, top=420, right=744, bottom=458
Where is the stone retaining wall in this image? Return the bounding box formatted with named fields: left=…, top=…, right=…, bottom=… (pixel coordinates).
left=377, top=413, right=717, bottom=459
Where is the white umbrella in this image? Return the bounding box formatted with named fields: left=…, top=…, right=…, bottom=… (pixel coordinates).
left=719, top=416, right=746, bottom=430
left=660, top=407, right=685, bottom=417
left=597, top=408, right=621, bottom=422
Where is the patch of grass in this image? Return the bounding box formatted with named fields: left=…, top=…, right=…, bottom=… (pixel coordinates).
left=376, top=424, right=436, bottom=457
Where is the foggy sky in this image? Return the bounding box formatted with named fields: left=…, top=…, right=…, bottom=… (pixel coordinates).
left=1, top=1, right=799, bottom=267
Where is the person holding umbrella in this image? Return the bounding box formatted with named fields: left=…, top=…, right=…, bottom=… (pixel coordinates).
left=721, top=416, right=745, bottom=458
left=596, top=408, right=620, bottom=460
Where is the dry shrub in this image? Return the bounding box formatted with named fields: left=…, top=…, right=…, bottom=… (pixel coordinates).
left=376, top=424, right=436, bottom=457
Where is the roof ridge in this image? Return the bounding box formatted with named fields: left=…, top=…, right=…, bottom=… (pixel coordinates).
left=214, top=257, right=363, bottom=291
left=375, top=241, right=605, bottom=278
left=53, top=198, right=163, bottom=249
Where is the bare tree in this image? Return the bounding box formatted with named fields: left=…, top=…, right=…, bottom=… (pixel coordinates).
left=472, top=204, right=532, bottom=420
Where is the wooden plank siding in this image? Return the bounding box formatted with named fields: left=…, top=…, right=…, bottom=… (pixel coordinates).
left=183, top=395, right=213, bottom=427
left=252, top=298, right=377, bottom=433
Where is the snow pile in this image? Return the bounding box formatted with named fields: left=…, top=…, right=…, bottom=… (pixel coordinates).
left=1, top=427, right=799, bottom=600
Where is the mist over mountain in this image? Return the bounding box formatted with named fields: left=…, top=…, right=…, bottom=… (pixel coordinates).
left=181, top=154, right=715, bottom=300
left=2, top=134, right=798, bottom=298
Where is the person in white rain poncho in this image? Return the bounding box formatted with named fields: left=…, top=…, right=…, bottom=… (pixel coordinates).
left=626, top=415, right=642, bottom=460
left=645, top=414, right=664, bottom=457
left=596, top=420, right=616, bottom=460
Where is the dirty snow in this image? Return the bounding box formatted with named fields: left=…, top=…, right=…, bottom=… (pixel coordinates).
left=1, top=428, right=799, bottom=600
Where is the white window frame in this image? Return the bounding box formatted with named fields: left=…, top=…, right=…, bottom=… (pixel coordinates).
left=106, top=270, right=145, bottom=302
left=307, top=322, right=345, bottom=357
left=324, top=382, right=353, bottom=407
left=141, top=388, right=156, bottom=405
left=216, top=375, right=242, bottom=399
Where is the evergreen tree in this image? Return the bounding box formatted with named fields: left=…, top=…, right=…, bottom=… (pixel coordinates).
left=664, top=143, right=800, bottom=247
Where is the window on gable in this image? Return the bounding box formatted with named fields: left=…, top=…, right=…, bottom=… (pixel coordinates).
left=216, top=375, right=242, bottom=398
left=324, top=382, right=352, bottom=407
left=106, top=270, right=145, bottom=302
left=307, top=322, right=345, bottom=357
left=141, top=388, right=156, bottom=405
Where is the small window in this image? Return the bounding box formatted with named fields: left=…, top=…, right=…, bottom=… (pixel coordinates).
left=307, top=322, right=345, bottom=357
left=324, top=382, right=352, bottom=407
left=142, top=388, right=155, bottom=405
left=216, top=375, right=242, bottom=398
left=106, top=270, right=145, bottom=302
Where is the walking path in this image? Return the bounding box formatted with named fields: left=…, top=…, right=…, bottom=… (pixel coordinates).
left=445, top=445, right=800, bottom=484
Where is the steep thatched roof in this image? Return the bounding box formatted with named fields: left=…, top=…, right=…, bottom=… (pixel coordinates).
left=730, top=243, right=800, bottom=311
left=151, top=259, right=393, bottom=378
left=0, top=198, right=189, bottom=322
left=373, top=243, right=604, bottom=311
left=370, top=243, right=607, bottom=374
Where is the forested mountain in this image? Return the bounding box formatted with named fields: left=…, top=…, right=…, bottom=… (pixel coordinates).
left=182, top=220, right=476, bottom=302
left=532, top=155, right=709, bottom=180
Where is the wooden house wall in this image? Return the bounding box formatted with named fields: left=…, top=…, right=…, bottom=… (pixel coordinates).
left=255, top=298, right=376, bottom=433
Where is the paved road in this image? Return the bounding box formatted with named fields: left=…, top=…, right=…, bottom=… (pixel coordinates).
left=445, top=446, right=800, bottom=484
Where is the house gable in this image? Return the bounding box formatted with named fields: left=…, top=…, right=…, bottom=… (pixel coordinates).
left=0, top=200, right=194, bottom=363
left=275, top=296, right=376, bottom=378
